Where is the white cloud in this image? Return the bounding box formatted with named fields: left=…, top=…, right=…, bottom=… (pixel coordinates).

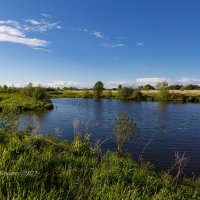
left=78, top=27, right=88, bottom=32
left=101, top=43, right=125, bottom=48
left=104, top=81, right=135, bottom=88
left=175, top=77, right=200, bottom=85
left=0, top=33, right=48, bottom=47
left=0, top=18, right=61, bottom=48
left=26, top=19, right=42, bottom=25
left=46, top=81, right=82, bottom=88
left=136, top=77, right=169, bottom=86
left=92, top=31, right=104, bottom=39
left=25, top=20, right=62, bottom=33
left=0, top=25, right=25, bottom=37
left=41, top=13, right=51, bottom=18
left=3, top=77, right=200, bottom=89
left=137, top=42, right=144, bottom=46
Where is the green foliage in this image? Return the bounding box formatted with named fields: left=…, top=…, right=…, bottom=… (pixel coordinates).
left=83, top=89, right=90, bottom=99
left=167, top=85, right=182, bottom=90
left=114, top=113, right=137, bottom=155
left=117, top=87, right=134, bottom=100
left=158, top=89, right=170, bottom=101
left=93, top=81, right=104, bottom=99
left=0, top=93, right=53, bottom=112
left=0, top=114, right=199, bottom=199
left=106, top=90, right=112, bottom=99
left=156, top=81, right=168, bottom=90
left=130, top=91, right=143, bottom=101
left=21, top=83, right=48, bottom=101
left=181, top=84, right=200, bottom=90
left=143, top=84, right=155, bottom=90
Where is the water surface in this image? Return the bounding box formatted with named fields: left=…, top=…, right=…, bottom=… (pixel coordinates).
left=20, top=98, right=200, bottom=176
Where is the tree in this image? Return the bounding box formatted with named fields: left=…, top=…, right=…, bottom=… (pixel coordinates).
left=118, top=85, right=122, bottom=90
left=156, top=81, right=170, bottom=101
left=93, top=81, right=104, bottom=99
left=117, top=87, right=134, bottom=100
left=156, top=81, right=168, bottom=90
left=114, top=113, right=137, bottom=155
left=167, top=85, right=182, bottom=90
left=143, top=84, right=155, bottom=90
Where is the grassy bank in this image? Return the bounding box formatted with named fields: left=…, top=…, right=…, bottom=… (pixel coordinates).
left=0, top=90, right=53, bottom=112
left=0, top=128, right=200, bottom=199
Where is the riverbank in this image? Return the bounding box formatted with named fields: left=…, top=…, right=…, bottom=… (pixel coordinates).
left=48, top=89, right=200, bottom=103
left=0, top=93, right=53, bottom=112
left=0, top=127, right=200, bottom=199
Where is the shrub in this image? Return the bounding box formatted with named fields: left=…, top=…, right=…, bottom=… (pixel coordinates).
left=117, top=87, right=134, bottom=100
left=114, top=113, right=138, bottom=155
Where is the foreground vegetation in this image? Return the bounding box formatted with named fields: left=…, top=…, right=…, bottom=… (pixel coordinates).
left=0, top=110, right=200, bottom=199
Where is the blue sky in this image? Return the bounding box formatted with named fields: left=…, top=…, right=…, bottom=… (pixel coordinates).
left=0, top=0, right=200, bottom=88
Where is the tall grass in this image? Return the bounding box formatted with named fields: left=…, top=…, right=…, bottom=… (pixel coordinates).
left=0, top=127, right=200, bottom=199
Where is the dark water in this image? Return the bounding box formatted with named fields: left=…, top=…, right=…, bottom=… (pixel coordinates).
left=20, top=98, right=200, bottom=176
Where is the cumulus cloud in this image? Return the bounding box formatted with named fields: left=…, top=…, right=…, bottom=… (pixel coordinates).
left=175, top=77, right=200, bottom=85
left=101, top=43, right=125, bottom=48
left=3, top=77, right=200, bottom=89
left=45, top=81, right=84, bottom=88
left=0, top=17, right=61, bottom=48
left=104, top=81, right=135, bottom=88
left=136, top=77, right=169, bottom=86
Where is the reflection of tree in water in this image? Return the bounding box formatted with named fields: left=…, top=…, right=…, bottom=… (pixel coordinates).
left=31, top=114, right=42, bottom=132
left=158, top=102, right=169, bottom=134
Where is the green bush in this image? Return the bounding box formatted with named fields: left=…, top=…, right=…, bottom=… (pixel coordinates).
left=117, top=87, right=134, bottom=100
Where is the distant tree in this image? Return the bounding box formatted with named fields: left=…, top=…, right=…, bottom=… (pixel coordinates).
left=3, top=85, right=8, bottom=89
left=156, top=81, right=168, bottom=90
left=181, top=84, right=200, bottom=90
left=156, top=81, right=170, bottom=101
left=167, top=85, right=182, bottom=90
left=27, top=82, right=33, bottom=88
left=143, top=84, right=155, bottom=90
left=114, top=113, right=137, bottom=155
left=118, top=85, right=122, bottom=90
left=117, top=87, right=134, bottom=100
left=93, top=81, right=104, bottom=99
left=138, top=86, right=144, bottom=90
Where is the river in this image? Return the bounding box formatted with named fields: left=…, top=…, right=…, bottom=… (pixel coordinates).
left=20, top=98, right=200, bottom=176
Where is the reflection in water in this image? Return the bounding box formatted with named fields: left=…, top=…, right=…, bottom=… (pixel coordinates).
left=20, top=99, right=200, bottom=176
left=158, top=103, right=169, bottom=134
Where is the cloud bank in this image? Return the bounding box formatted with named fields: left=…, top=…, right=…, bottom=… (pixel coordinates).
left=2, top=77, right=200, bottom=89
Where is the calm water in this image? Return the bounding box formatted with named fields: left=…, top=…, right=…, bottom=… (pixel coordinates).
left=20, top=98, right=200, bottom=176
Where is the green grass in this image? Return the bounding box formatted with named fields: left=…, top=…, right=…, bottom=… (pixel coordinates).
left=0, top=93, right=53, bottom=112
left=0, top=129, right=199, bottom=199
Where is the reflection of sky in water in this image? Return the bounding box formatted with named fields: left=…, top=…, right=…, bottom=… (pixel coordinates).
left=20, top=99, right=200, bottom=176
